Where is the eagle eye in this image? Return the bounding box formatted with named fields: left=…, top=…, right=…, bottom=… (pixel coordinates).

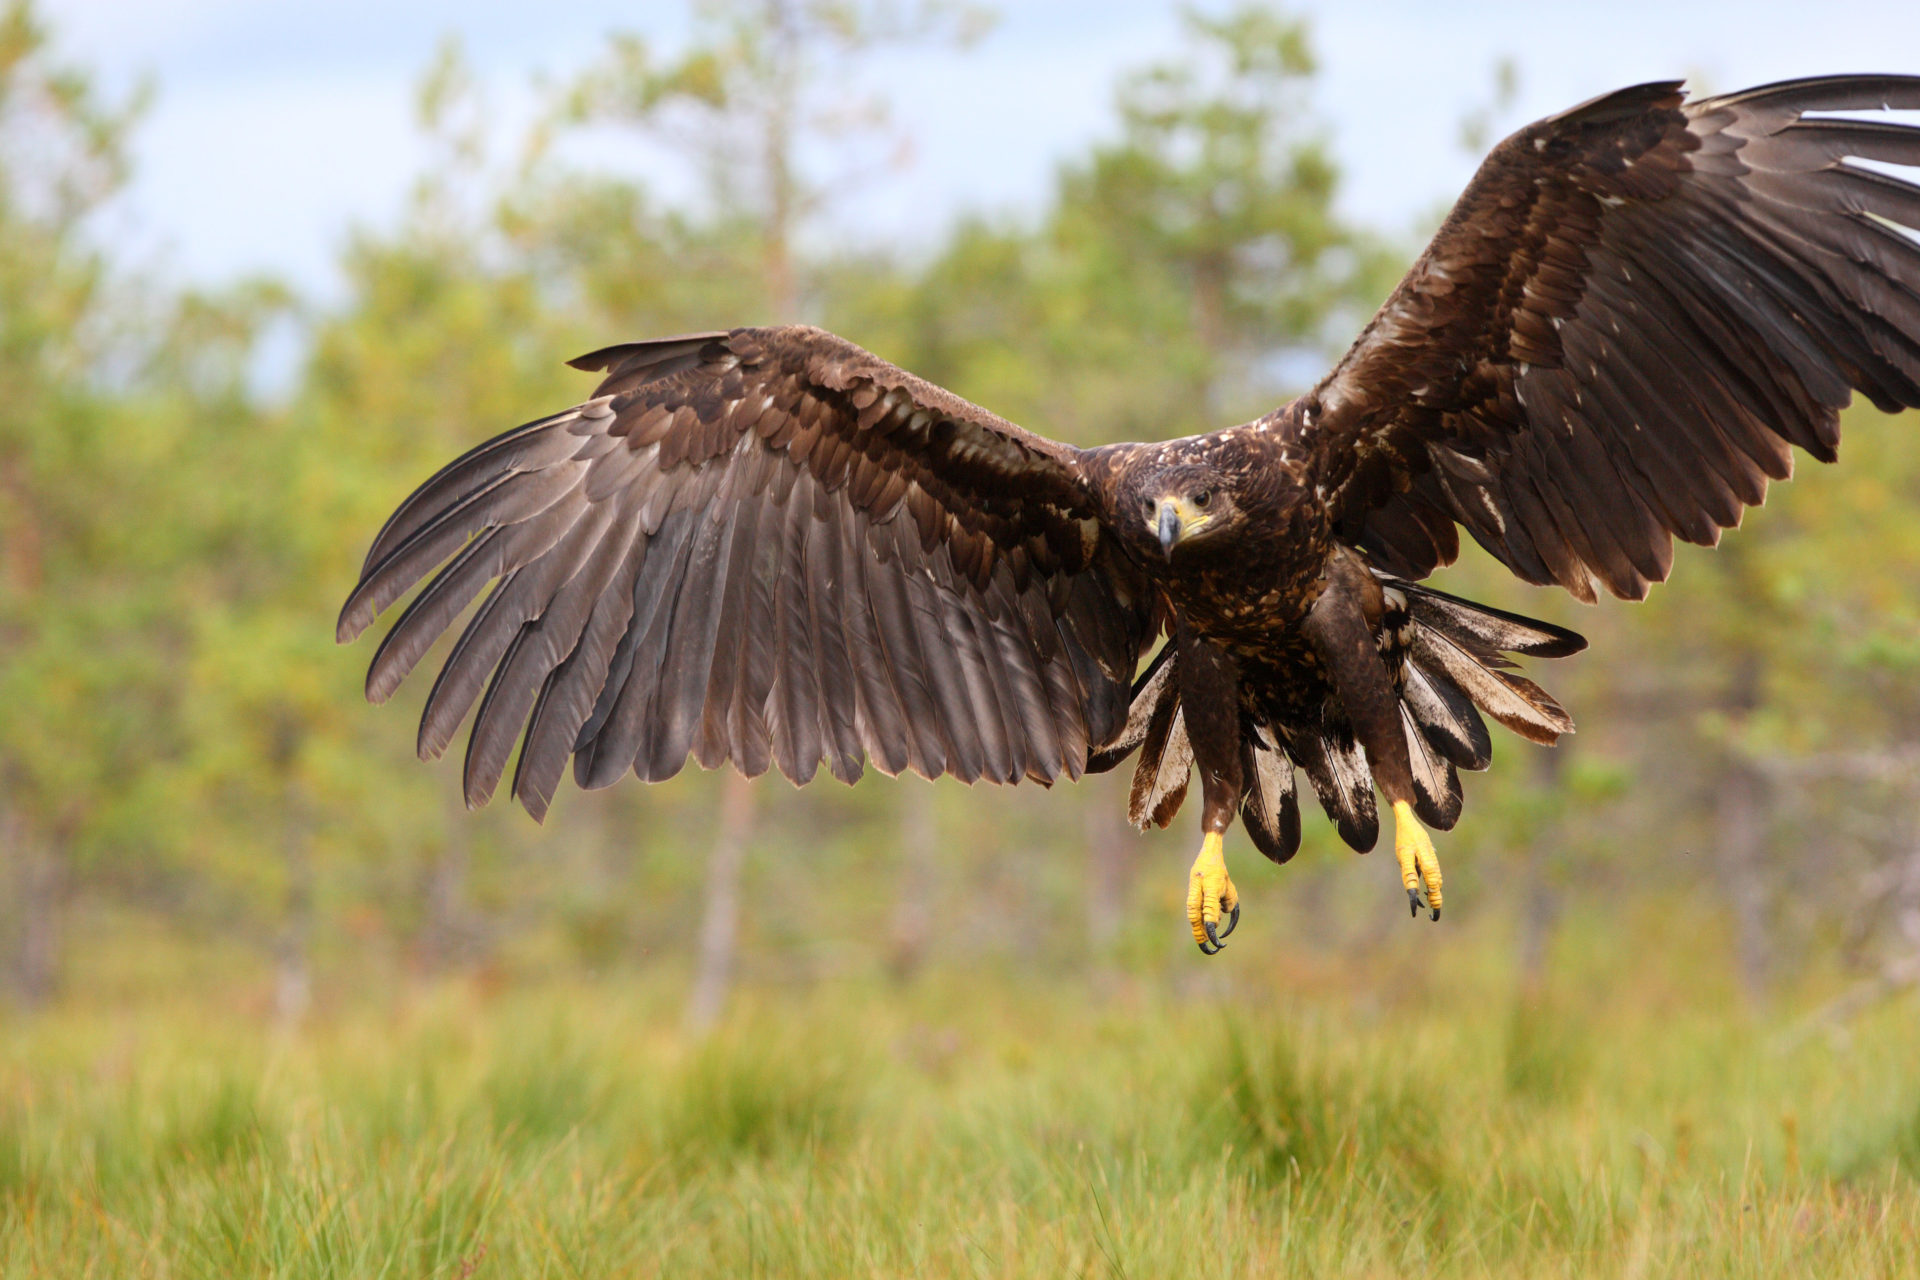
left=1193, top=489, right=1212, bottom=509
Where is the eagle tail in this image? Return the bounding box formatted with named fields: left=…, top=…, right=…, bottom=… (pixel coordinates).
left=1250, top=581, right=1584, bottom=857
left=1381, top=577, right=1585, bottom=839
left=1084, top=643, right=1194, bottom=827
left=1394, top=579, right=1582, bottom=753
left=1239, top=723, right=1303, bottom=864
left=1087, top=581, right=1584, bottom=859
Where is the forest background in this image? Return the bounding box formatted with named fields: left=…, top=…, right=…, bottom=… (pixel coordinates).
left=7, top=1, right=1920, bottom=1272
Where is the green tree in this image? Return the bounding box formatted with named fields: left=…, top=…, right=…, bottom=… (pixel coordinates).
left=558, top=0, right=990, bottom=319
left=852, top=4, right=1401, bottom=459
left=0, top=1, right=162, bottom=1001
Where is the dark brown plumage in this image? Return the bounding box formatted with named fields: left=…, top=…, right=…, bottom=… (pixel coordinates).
left=339, top=75, right=1920, bottom=945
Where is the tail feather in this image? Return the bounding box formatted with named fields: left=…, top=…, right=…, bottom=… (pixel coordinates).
left=1127, top=689, right=1192, bottom=829
left=1240, top=726, right=1303, bottom=863
left=1401, top=703, right=1464, bottom=829
left=1410, top=627, right=1574, bottom=746
left=1400, top=581, right=1587, bottom=659
left=1290, top=724, right=1380, bottom=852
left=1090, top=579, right=1582, bottom=853
left=1088, top=643, right=1175, bottom=775
left=1401, top=663, right=1493, bottom=770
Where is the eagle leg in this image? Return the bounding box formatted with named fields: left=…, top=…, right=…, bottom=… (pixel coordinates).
left=1187, top=831, right=1240, bottom=954
left=1308, top=550, right=1442, bottom=923
left=1392, top=800, right=1443, bottom=921
left=1175, top=630, right=1246, bottom=954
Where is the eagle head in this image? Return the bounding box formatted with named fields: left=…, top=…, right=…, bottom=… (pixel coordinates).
left=1124, top=462, right=1247, bottom=560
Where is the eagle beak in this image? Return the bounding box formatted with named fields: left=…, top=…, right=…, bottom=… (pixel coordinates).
left=1156, top=500, right=1183, bottom=558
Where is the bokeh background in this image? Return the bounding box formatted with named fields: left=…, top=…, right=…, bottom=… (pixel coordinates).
left=8, top=0, right=1920, bottom=1272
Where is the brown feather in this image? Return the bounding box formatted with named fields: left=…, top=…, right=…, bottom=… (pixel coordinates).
left=1305, top=75, right=1920, bottom=597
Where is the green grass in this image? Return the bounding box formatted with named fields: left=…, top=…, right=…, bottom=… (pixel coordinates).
left=4, top=911, right=1920, bottom=1277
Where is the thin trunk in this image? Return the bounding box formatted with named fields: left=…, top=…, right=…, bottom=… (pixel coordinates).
left=686, top=771, right=755, bottom=1035
left=266, top=720, right=313, bottom=1027
left=1717, top=759, right=1772, bottom=1003
left=1715, top=651, right=1772, bottom=1004
left=417, top=787, right=475, bottom=975
left=1084, top=777, right=1133, bottom=956
left=417, top=836, right=471, bottom=975
left=1292, top=864, right=1338, bottom=950
left=2, top=464, right=53, bottom=1006
left=1192, top=250, right=1228, bottom=354
left=1515, top=745, right=1567, bottom=999
left=887, top=785, right=938, bottom=981
left=3, top=808, right=61, bottom=1008
left=274, top=821, right=313, bottom=1028
left=762, top=0, right=800, bottom=318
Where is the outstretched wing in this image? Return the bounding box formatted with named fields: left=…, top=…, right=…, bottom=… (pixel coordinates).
left=338, top=326, right=1153, bottom=818
left=1300, top=75, right=1920, bottom=601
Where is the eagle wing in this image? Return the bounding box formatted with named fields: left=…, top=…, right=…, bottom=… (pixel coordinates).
left=1299, top=75, right=1920, bottom=601
left=338, top=326, right=1153, bottom=817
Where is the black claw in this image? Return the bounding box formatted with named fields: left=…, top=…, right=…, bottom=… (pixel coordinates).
left=1197, top=937, right=1220, bottom=956
left=1408, top=888, right=1421, bottom=918
left=1430, top=906, right=1441, bottom=922
left=1218, top=903, right=1241, bottom=940
left=1204, top=918, right=1222, bottom=949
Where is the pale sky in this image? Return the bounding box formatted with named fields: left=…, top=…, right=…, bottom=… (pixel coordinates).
left=42, top=0, right=1920, bottom=298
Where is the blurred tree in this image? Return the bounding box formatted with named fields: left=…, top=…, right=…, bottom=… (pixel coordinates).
left=558, top=0, right=992, bottom=1022
left=847, top=4, right=1401, bottom=457
left=19, top=0, right=1920, bottom=1013
left=559, top=0, right=992, bottom=319
left=1057, top=5, right=1386, bottom=402
left=0, top=0, right=165, bottom=1003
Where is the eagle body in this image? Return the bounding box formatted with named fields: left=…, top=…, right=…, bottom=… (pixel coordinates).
left=339, top=75, right=1920, bottom=945
left=1081, top=413, right=1582, bottom=865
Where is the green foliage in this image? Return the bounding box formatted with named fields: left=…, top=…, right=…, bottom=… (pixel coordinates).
left=0, top=0, right=155, bottom=833
left=1065, top=4, right=1377, bottom=364
left=560, top=0, right=993, bottom=317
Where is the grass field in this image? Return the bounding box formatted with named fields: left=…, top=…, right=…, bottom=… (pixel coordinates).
left=4, top=901, right=1919, bottom=1278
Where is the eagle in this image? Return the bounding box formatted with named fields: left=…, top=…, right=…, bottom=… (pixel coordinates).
left=340, top=76, right=1920, bottom=953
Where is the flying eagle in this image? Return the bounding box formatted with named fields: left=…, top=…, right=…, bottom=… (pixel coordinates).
left=340, top=76, right=1920, bottom=952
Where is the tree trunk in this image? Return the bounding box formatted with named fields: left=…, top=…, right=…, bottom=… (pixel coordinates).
left=274, top=821, right=313, bottom=1028
left=417, top=838, right=470, bottom=975
left=1515, top=745, right=1568, bottom=999
left=1712, top=650, right=1773, bottom=1004
left=1716, top=758, right=1772, bottom=1003
left=1084, top=776, right=1134, bottom=957
left=418, top=796, right=475, bottom=977
left=761, top=0, right=801, bottom=319
left=887, top=784, right=938, bottom=981
left=686, top=771, right=755, bottom=1035
left=3, top=808, right=61, bottom=1008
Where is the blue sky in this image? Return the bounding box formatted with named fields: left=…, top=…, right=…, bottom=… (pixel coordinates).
left=44, top=0, right=1920, bottom=298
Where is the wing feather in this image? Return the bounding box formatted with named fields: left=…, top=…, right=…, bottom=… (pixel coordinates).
left=343, top=326, right=1150, bottom=815
left=1298, top=75, right=1920, bottom=598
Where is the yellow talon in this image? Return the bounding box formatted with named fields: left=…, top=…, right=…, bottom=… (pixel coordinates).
left=1186, top=831, right=1239, bottom=954
left=1392, top=800, right=1443, bottom=921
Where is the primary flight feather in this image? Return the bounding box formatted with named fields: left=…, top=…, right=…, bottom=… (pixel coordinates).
left=340, top=76, right=1920, bottom=952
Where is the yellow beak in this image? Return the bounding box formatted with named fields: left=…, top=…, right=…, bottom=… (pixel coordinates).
left=1152, top=496, right=1210, bottom=557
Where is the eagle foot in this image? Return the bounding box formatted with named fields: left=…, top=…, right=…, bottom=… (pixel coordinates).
left=1392, top=800, right=1443, bottom=922
left=1187, top=831, right=1239, bottom=955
